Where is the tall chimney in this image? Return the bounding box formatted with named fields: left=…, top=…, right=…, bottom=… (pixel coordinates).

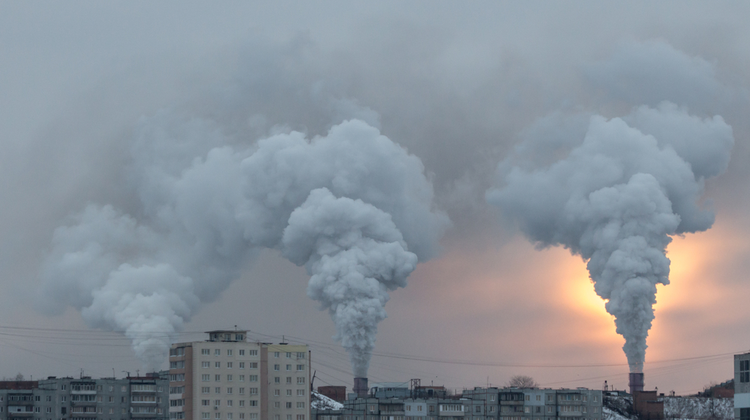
left=629, top=372, right=644, bottom=395
left=353, top=377, right=368, bottom=398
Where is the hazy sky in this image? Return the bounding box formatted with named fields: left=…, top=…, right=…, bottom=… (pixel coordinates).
left=2, top=1, right=750, bottom=395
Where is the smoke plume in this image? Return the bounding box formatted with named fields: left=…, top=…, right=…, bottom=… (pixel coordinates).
left=487, top=102, right=733, bottom=371
left=39, top=117, right=448, bottom=373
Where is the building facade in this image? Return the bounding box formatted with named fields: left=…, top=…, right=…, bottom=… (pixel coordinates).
left=0, top=375, right=168, bottom=420
left=313, top=386, right=602, bottom=420
left=735, top=352, right=750, bottom=420
left=168, top=331, right=310, bottom=420
left=461, top=387, right=602, bottom=420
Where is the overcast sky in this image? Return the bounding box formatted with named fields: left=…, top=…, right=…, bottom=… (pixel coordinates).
left=2, top=1, right=750, bottom=395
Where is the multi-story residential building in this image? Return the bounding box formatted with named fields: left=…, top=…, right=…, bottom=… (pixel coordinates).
left=168, top=331, right=310, bottom=420
left=461, top=387, right=602, bottom=420
left=313, top=386, right=601, bottom=420
left=735, top=352, right=750, bottom=420
left=0, top=374, right=168, bottom=420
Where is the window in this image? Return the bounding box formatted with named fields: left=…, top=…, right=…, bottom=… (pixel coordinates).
left=202, top=387, right=210, bottom=394
left=742, top=360, right=750, bottom=383
left=227, top=388, right=233, bottom=394
left=274, top=352, right=280, bottom=358
left=202, top=349, right=210, bottom=355
left=214, top=400, right=221, bottom=407
left=296, top=377, right=305, bottom=385
left=249, top=375, right=258, bottom=382
left=250, top=388, right=258, bottom=395
left=275, top=377, right=280, bottom=384
left=239, top=362, right=245, bottom=369
left=62, top=385, right=68, bottom=390
left=249, top=400, right=258, bottom=407
left=274, top=390, right=280, bottom=396
left=227, top=414, right=233, bottom=420
left=227, top=375, right=233, bottom=382
left=239, top=350, right=245, bottom=356
left=525, top=395, right=530, bottom=401
left=202, top=400, right=210, bottom=406
left=250, top=350, right=258, bottom=356
left=202, top=413, right=210, bottom=420
left=108, top=396, right=114, bottom=402
left=286, top=390, right=292, bottom=396
left=536, top=395, right=541, bottom=401
left=274, top=364, right=280, bottom=371
left=227, top=400, right=233, bottom=407
left=286, top=402, right=293, bottom=409
left=296, top=352, right=305, bottom=359
left=297, top=416, right=305, bottom=420
left=46, top=396, right=52, bottom=402
left=296, top=365, right=304, bottom=371
left=215, top=349, right=221, bottom=356
left=227, top=350, right=233, bottom=356
left=286, top=364, right=292, bottom=371
left=170, top=374, right=185, bottom=381
left=239, top=388, right=245, bottom=395
left=240, top=375, right=245, bottom=382
left=216, top=362, right=221, bottom=368
left=297, top=389, right=305, bottom=396
left=296, top=402, right=305, bottom=409
left=202, top=375, right=210, bottom=382
left=216, top=414, right=221, bottom=419
left=240, top=415, right=245, bottom=420
left=227, top=362, right=233, bottom=369
left=215, top=387, right=221, bottom=394
left=287, top=377, right=292, bottom=384
left=215, top=375, right=221, bottom=381
left=274, top=402, right=281, bottom=409
left=249, top=362, right=258, bottom=369
left=203, top=362, right=210, bottom=368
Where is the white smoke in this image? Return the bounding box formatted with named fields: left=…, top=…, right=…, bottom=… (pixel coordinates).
left=39, top=117, right=448, bottom=373
left=487, top=102, right=733, bottom=371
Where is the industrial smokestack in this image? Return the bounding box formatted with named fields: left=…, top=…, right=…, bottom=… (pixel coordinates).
left=629, top=372, right=644, bottom=395
left=353, top=377, right=368, bottom=398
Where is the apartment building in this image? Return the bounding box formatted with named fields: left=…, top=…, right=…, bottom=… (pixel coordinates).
left=735, top=352, right=750, bottom=420
left=168, top=331, right=310, bottom=420
left=313, top=386, right=600, bottom=420
left=0, top=374, right=168, bottom=420
left=461, top=387, right=603, bottom=420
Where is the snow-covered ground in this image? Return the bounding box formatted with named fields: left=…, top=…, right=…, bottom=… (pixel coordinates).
left=311, top=391, right=344, bottom=410
left=604, top=396, right=733, bottom=420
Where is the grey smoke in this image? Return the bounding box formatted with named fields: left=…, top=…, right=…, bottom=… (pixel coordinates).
left=39, top=117, right=448, bottom=373
left=487, top=102, right=733, bottom=371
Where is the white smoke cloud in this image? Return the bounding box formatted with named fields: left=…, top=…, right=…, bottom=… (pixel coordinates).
left=39, top=117, right=448, bottom=373
left=487, top=103, right=733, bottom=371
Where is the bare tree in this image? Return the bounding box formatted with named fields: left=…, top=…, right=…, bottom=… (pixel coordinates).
left=507, top=375, right=539, bottom=388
